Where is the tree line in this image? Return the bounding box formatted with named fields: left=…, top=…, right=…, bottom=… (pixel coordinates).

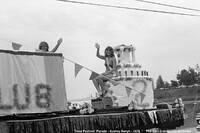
left=156, top=64, right=200, bottom=89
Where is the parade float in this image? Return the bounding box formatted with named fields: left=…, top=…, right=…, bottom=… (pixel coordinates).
left=0, top=45, right=184, bottom=133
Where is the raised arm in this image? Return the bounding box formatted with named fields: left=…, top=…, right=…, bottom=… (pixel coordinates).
left=95, top=43, right=105, bottom=60
left=51, top=38, right=63, bottom=52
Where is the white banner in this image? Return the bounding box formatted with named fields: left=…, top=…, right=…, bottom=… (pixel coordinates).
left=0, top=50, right=67, bottom=115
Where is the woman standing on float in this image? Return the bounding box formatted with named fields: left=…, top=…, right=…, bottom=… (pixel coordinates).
left=93, top=43, right=118, bottom=96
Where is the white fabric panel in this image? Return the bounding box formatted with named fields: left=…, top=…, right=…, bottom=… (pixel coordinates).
left=28, top=55, right=47, bottom=113
left=111, top=78, right=154, bottom=108
left=0, top=51, right=67, bottom=115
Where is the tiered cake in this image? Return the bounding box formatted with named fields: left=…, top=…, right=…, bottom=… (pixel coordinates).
left=113, top=45, right=149, bottom=77
left=110, top=45, right=154, bottom=109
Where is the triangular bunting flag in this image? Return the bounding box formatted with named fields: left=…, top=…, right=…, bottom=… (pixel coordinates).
left=112, top=81, right=120, bottom=86
left=125, top=86, right=131, bottom=97
left=89, top=72, right=99, bottom=80
left=75, top=63, right=83, bottom=77
left=12, top=42, right=22, bottom=50
left=140, top=93, right=146, bottom=102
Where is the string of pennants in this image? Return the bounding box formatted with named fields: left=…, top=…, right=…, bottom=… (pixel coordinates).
left=10, top=42, right=156, bottom=100
left=11, top=42, right=172, bottom=112
left=71, top=58, right=146, bottom=100
left=71, top=59, right=160, bottom=109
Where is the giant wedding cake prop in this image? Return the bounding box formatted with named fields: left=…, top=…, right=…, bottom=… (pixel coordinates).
left=111, top=45, right=154, bottom=108
left=91, top=44, right=154, bottom=110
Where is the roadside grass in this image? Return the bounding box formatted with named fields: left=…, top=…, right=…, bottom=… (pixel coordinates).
left=154, top=87, right=200, bottom=103
left=154, top=87, right=200, bottom=128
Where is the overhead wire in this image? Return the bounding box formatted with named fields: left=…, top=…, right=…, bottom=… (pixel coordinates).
left=134, top=0, right=200, bottom=12
left=57, top=0, right=200, bottom=17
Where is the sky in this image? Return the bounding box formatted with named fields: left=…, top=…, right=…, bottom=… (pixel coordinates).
left=0, top=0, right=200, bottom=100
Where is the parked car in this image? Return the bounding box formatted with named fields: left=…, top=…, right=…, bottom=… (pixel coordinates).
left=196, top=113, right=200, bottom=131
